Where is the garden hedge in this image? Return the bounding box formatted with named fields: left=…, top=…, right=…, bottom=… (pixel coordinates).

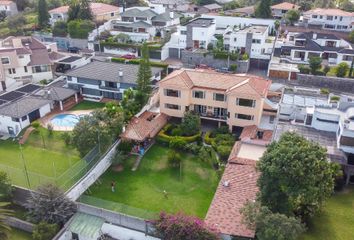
left=111, top=57, right=168, bottom=69
left=156, top=124, right=201, bottom=144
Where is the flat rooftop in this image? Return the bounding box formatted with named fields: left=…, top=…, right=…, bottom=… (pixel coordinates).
left=186, top=18, right=214, bottom=27
left=238, top=24, right=268, bottom=34
left=59, top=56, right=82, bottom=63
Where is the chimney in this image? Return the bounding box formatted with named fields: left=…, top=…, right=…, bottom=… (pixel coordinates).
left=170, top=11, right=174, bottom=19
left=313, top=33, right=317, bottom=40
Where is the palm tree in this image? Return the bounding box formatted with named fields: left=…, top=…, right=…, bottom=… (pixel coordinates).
left=0, top=202, right=13, bottom=240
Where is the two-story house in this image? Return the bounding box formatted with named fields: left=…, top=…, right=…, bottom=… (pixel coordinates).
left=303, top=8, right=354, bottom=32
left=0, top=0, right=18, bottom=16
left=224, top=24, right=275, bottom=61
left=49, top=3, right=120, bottom=26
left=0, top=36, right=61, bottom=91
left=275, top=31, right=354, bottom=66
left=65, top=61, right=163, bottom=101
left=159, top=68, right=276, bottom=132
left=271, top=2, right=299, bottom=19
left=110, top=6, right=181, bottom=42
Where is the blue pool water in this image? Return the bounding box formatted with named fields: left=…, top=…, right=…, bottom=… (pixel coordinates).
left=50, top=114, right=81, bottom=128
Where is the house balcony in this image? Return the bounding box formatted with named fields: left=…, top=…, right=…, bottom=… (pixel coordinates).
left=191, top=104, right=228, bottom=122
left=99, top=85, right=119, bottom=91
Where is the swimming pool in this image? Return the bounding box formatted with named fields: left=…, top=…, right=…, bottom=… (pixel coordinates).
left=50, top=114, right=81, bottom=128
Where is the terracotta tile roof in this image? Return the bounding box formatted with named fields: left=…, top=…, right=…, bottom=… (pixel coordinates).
left=304, top=8, right=354, bottom=17
left=239, top=125, right=273, bottom=146
left=159, top=69, right=271, bottom=97
left=120, top=111, right=168, bottom=142
left=49, top=3, right=119, bottom=15
left=205, top=159, right=258, bottom=238
left=271, top=2, right=299, bottom=10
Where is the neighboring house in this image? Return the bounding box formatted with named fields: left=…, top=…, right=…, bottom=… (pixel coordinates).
left=184, top=18, right=216, bottom=49
left=302, top=8, right=354, bottom=32
left=197, top=3, right=222, bottom=14
left=224, top=6, right=255, bottom=17
left=224, top=24, right=275, bottom=60
left=49, top=3, right=120, bottom=26
left=110, top=5, right=181, bottom=42
left=149, top=0, right=192, bottom=12
left=65, top=61, right=163, bottom=101
left=271, top=2, right=299, bottom=19
left=0, top=36, right=61, bottom=91
left=159, top=68, right=277, bottom=132
left=274, top=31, right=354, bottom=66
left=278, top=87, right=354, bottom=155
left=0, top=83, right=77, bottom=136
left=0, top=0, right=17, bottom=16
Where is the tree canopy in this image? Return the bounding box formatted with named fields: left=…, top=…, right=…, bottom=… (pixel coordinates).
left=257, top=132, right=340, bottom=220
left=25, top=183, right=76, bottom=226
left=255, top=0, right=272, bottom=18
left=37, top=0, right=50, bottom=29
left=0, top=172, right=12, bottom=201
left=32, top=222, right=59, bottom=240
left=136, top=43, right=152, bottom=96
left=308, top=56, right=322, bottom=75
left=180, top=111, right=201, bottom=136
left=286, top=10, right=300, bottom=25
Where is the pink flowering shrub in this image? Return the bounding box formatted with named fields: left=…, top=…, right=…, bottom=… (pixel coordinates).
left=152, top=212, right=220, bottom=240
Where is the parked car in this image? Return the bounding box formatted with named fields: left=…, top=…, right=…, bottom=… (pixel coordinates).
left=121, top=54, right=136, bottom=59
left=217, top=67, right=230, bottom=73
left=68, top=47, right=81, bottom=53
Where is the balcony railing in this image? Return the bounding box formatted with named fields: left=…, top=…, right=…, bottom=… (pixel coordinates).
left=198, top=112, right=227, bottom=121
left=99, top=85, right=118, bottom=91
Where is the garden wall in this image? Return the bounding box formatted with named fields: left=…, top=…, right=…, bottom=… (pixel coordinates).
left=296, top=74, right=354, bottom=93
left=12, top=186, right=35, bottom=205
left=6, top=217, right=34, bottom=233
left=181, top=50, right=250, bottom=73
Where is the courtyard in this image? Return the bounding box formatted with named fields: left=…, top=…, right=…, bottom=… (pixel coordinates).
left=80, top=144, right=220, bottom=219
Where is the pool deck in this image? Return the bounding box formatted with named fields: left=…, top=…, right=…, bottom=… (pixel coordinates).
left=40, top=110, right=92, bottom=131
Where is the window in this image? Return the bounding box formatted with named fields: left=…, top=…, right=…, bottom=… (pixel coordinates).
left=181, top=30, right=187, bottom=35
left=281, top=10, right=287, bottom=13
left=21, top=116, right=27, bottom=121
left=236, top=98, right=256, bottom=108
left=1, top=57, right=9, bottom=64
left=165, top=103, right=180, bottom=110
left=24, top=66, right=27, bottom=72
left=316, top=117, right=338, bottom=124
left=269, top=115, right=275, bottom=124
left=340, top=16, right=343, bottom=21
left=235, top=113, right=254, bottom=120
left=234, top=37, right=237, bottom=42
left=343, top=55, right=353, bottom=61
left=327, top=16, right=333, bottom=20
left=252, top=39, right=261, bottom=44
left=19, top=55, right=24, bottom=59
left=319, top=15, right=323, bottom=19
left=335, top=16, right=337, bottom=19
left=193, top=90, right=205, bottom=99
left=324, top=24, right=335, bottom=29
left=213, top=93, right=226, bottom=101
left=111, top=12, right=114, bottom=16
left=312, top=15, right=317, bottom=18
left=8, top=68, right=16, bottom=74
left=164, top=89, right=180, bottom=97
left=11, top=117, right=20, bottom=122
left=32, top=65, right=50, bottom=73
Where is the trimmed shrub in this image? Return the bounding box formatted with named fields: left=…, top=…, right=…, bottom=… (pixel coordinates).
left=111, top=58, right=126, bottom=63
left=204, top=131, right=214, bottom=145
left=61, top=132, right=72, bottom=146
left=171, top=127, right=182, bottom=136
left=229, top=64, right=237, bottom=73
left=117, top=140, right=133, bottom=154
left=330, top=96, right=340, bottom=102
left=31, top=121, right=41, bottom=130
left=169, top=137, right=187, bottom=150
left=335, top=62, right=349, bottom=77
left=298, top=64, right=310, bottom=74
left=241, top=53, right=249, bottom=60
left=320, top=88, right=330, bottom=95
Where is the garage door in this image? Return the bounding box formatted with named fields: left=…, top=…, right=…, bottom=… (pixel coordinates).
left=250, top=59, right=269, bottom=70
left=169, top=48, right=179, bottom=59
left=269, top=70, right=289, bottom=79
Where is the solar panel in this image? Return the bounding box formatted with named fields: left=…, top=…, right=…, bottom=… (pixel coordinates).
left=16, top=84, right=41, bottom=93
left=0, top=91, right=24, bottom=101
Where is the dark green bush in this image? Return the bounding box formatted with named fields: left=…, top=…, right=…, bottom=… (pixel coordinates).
left=169, top=137, right=187, bottom=150
left=117, top=140, right=133, bottom=154
left=298, top=64, right=310, bottom=74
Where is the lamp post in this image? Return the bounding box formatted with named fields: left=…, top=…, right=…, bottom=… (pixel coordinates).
left=18, top=140, right=31, bottom=189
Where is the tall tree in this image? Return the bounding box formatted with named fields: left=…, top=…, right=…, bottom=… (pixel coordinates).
left=308, top=56, right=322, bottom=75
left=255, top=0, right=271, bottom=18
left=68, top=0, right=80, bottom=21
left=286, top=9, right=300, bottom=25
left=0, top=172, right=12, bottom=201
left=257, top=132, right=340, bottom=221
left=37, top=0, right=50, bottom=29
left=78, top=0, right=93, bottom=20
left=136, top=43, right=152, bottom=96
left=0, top=202, right=13, bottom=240
left=241, top=201, right=305, bottom=240
left=25, top=183, right=76, bottom=226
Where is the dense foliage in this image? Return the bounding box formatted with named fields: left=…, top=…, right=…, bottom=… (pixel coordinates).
left=52, top=20, right=67, bottom=37
left=180, top=111, right=201, bottom=136
left=153, top=212, right=220, bottom=240
left=308, top=56, right=322, bottom=75
left=37, top=0, right=49, bottom=29
left=255, top=0, right=271, bottom=18
left=137, top=43, right=152, bottom=96
left=335, top=62, right=349, bottom=77
left=25, top=183, right=76, bottom=226
left=0, top=172, right=12, bottom=201
left=67, top=19, right=94, bottom=39
left=257, top=132, right=340, bottom=221
left=286, top=10, right=300, bottom=25
left=0, top=202, right=13, bottom=240
left=32, top=222, right=59, bottom=240
left=241, top=201, right=305, bottom=240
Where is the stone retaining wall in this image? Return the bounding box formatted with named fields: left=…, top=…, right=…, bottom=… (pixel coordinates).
left=296, top=74, right=354, bottom=93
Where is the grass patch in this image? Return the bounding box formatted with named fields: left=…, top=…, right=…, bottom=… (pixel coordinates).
left=9, top=228, right=33, bottom=240
left=82, top=144, right=220, bottom=218
left=301, top=186, right=354, bottom=240
left=0, top=127, right=84, bottom=190
left=70, top=101, right=106, bottom=111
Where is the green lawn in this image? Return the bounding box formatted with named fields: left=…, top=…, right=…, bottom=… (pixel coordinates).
left=81, top=144, right=220, bottom=219
left=0, top=127, right=84, bottom=190
left=9, top=229, right=33, bottom=240
left=70, top=101, right=106, bottom=111
left=300, top=187, right=354, bottom=240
